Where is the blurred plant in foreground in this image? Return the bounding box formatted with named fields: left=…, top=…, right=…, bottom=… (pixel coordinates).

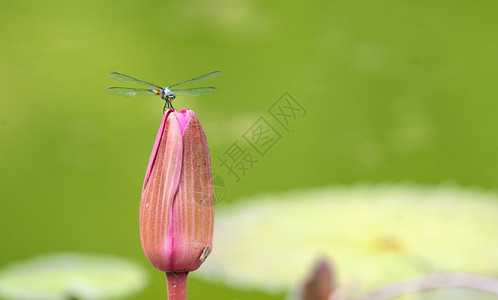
left=294, top=257, right=498, bottom=300
left=140, top=109, right=214, bottom=300
left=198, top=185, right=498, bottom=294
left=0, top=253, right=147, bottom=299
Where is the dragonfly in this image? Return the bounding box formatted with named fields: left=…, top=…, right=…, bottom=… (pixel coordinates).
left=106, top=71, right=221, bottom=111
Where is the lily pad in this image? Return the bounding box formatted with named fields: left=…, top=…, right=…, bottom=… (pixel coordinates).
left=0, top=253, right=147, bottom=299
left=196, top=184, right=498, bottom=294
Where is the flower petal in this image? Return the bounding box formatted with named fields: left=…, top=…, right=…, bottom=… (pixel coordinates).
left=174, top=109, right=190, bottom=134
left=142, top=109, right=175, bottom=193
left=169, top=110, right=214, bottom=271
left=140, top=112, right=183, bottom=271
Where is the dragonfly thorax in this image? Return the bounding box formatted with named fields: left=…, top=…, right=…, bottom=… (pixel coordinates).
left=159, top=87, right=176, bottom=102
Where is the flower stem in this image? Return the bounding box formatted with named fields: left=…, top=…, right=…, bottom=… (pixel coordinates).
left=166, top=272, right=189, bottom=300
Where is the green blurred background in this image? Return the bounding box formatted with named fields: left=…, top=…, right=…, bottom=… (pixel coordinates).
left=0, top=0, right=497, bottom=298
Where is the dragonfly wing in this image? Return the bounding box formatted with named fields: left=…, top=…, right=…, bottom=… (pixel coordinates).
left=172, top=87, right=218, bottom=97
left=168, top=71, right=221, bottom=88
left=106, top=87, right=155, bottom=97
left=108, top=72, right=162, bottom=89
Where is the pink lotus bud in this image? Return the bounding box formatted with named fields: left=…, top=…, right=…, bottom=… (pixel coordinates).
left=140, top=109, right=214, bottom=273
left=299, top=258, right=335, bottom=300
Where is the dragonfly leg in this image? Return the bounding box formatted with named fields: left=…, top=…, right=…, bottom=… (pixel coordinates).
left=162, top=101, right=175, bottom=112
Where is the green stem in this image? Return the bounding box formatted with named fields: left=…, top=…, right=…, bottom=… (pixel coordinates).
left=166, top=271, right=189, bottom=300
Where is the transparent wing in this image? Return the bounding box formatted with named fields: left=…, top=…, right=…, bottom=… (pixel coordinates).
left=108, top=72, right=162, bottom=89
left=168, top=71, right=221, bottom=88
left=106, top=87, right=155, bottom=97
left=172, top=87, right=218, bottom=97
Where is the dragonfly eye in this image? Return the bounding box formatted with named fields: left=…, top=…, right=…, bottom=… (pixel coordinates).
left=167, top=91, right=176, bottom=101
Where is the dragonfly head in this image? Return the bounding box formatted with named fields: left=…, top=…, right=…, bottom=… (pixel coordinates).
left=160, top=87, right=176, bottom=103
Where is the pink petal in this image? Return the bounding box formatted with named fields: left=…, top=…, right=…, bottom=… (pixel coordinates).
left=169, top=110, right=214, bottom=271
left=142, top=109, right=175, bottom=193
left=174, top=109, right=190, bottom=135
left=140, top=112, right=183, bottom=271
